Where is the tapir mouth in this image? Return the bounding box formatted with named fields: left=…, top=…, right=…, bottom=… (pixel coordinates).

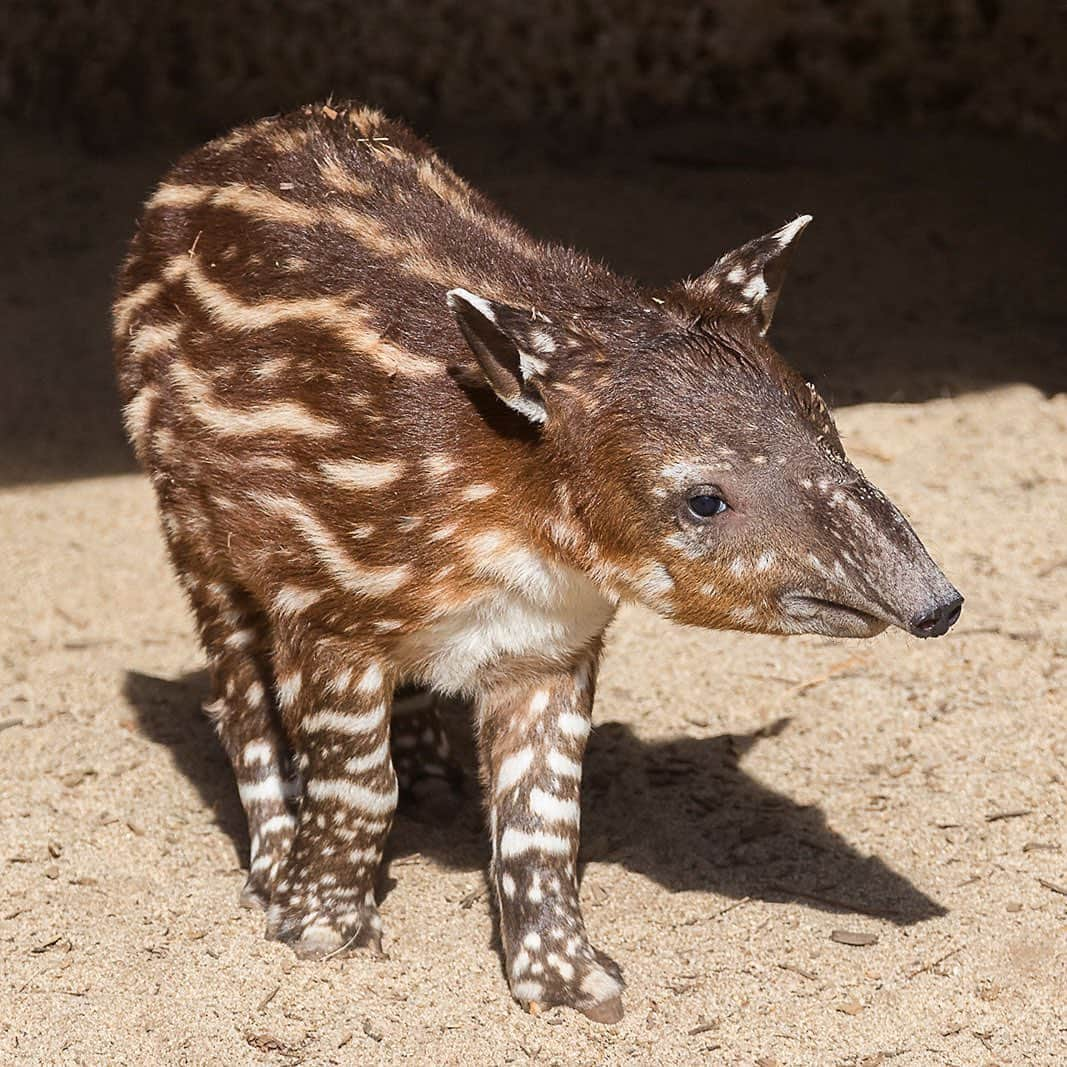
left=782, top=594, right=890, bottom=638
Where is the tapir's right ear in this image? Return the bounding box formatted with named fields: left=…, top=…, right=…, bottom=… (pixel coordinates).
left=446, top=288, right=562, bottom=424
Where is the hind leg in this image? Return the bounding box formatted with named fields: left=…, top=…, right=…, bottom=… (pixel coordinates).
left=391, top=685, right=464, bottom=796
left=266, top=628, right=398, bottom=958
left=161, top=507, right=297, bottom=908
left=193, top=579, right=298, bottom=908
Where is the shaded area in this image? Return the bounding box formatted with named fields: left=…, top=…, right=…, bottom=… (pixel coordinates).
left=123, top=668, right=945, bottom=927
left=122, top=669, right=248, bottom=861
left=2, top=122, right=1064, bottom=487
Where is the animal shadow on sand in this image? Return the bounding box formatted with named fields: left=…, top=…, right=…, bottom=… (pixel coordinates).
left=123, top=669, right=945, bottom=928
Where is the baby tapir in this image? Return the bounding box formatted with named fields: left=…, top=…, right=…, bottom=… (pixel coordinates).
left=114, top=102, right=962, bottom=1022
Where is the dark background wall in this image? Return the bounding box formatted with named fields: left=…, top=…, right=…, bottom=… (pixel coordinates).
left=1, top=1, right=1064, bottom=486
left=4, top=0, right=1065, bottom=150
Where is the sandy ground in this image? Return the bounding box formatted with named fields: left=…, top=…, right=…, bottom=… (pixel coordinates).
left=1, top=118, right=1065, bottom=1065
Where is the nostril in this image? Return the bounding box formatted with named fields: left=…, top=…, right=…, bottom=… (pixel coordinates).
left=910, top=595, right=963, bottom=638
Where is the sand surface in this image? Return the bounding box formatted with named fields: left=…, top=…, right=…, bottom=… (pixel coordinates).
left=1, top=120, right=1065, bottom=1065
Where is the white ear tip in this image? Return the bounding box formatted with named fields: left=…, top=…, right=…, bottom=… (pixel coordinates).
left=776, top=214, right=813, bottom=244
left=446, top=287, right=496, bottom=322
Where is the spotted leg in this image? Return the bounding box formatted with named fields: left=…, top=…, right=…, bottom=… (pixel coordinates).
left=478, top=655, right=624, bottom=1022
left=391, top=685, right=464, bottom=797
left=266, top=632, right=397, bottom=959
left=166, top=530, right=297, bottom=909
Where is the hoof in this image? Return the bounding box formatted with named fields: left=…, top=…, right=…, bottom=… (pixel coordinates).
left=512, top=951, right=625, bottom=1024
left=578, top=995, right=624, bottom=1024
left=266, top=901, right=384, bottom=960
left=239, top=878, right=270, bottom=911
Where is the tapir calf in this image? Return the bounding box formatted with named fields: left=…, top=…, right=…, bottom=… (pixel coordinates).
left=114, top=102, right=962, bottom=1022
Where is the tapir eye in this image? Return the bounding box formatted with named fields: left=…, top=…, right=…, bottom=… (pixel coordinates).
left=686, top=489, right=729, bottom=520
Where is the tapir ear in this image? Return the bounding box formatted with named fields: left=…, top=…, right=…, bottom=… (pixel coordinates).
left=446, top=288, right=561, bottom=424
left=688, top=215, right=811, bottom=335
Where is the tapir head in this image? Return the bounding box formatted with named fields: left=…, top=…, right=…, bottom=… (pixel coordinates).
left=447, top=217, right=963, bottom=641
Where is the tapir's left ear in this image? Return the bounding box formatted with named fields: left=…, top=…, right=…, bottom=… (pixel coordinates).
left=688, top=215, right=812, bottom=335
left=446, top=288, right=564, bottom=424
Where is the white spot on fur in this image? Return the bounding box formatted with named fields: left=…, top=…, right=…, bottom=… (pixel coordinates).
left=428, top=523, right=458, bottom=542
left=243, top=740, right=274, bottom=766
left=529, top=690, right=550, bottom=715
left=239, top=775, right=286, bottom=804
left=259, top=813, right=295, bottom=836
left=306, top=777, right=397, bottom=814
left=302, top=703, right=386, bottom=736
left=529, top=328, right=557, bottom=355
left=636, top=561, right=674, bottom=598
left=741, top=277, right=768, bottom=303
left=499, top=828, right=571, bottom=858
left=319, top=457, right=405, bottom=490
left=276, top=672, right=302, bottom=710
left=422, top=452, right=457, bottom=477
left=557, top=712, right=590, bottom=739
left=121, top=387, right=157, bottom=454
left=528, top=871, right=543, bottom=903
left=496, top=747, right=535, bottom=794
left=547, top=749, right=582, bottom=779
left=344, top=739, right=391, bottom=774
left=225, top=628, right=255, bottom=650
left=530, top=787, right=580, bottom=824
left=325, top=667, right=353, bottom=697
left=460, top=483, right=497, bottom=502
left=358, top=663, right=384, bottom=693
left=512, top=980, right=543, bottom=1002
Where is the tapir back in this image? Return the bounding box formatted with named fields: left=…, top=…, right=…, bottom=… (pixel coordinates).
left=114, top=103, right=622, bottom=666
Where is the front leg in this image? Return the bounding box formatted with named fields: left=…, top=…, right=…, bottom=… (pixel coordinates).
left=478, top=655, right=624, bottom=1023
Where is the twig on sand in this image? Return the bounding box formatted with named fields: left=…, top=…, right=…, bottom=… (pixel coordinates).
left=321, top=933, right=364, bottom=961
left=714, top=896, right=750, bottom=919
left=1037, top=877, right=1067, bottom=897
left=984, top=809, right=1033, bottom=822
left=780, top=654, right=868, bottom=704
left=906, top=946, right=962, bottom=980
left=256, top=985, right=279, bottom=1012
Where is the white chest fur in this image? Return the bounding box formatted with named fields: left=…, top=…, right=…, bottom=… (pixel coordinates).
left=397, top=539, right=617, bottom=695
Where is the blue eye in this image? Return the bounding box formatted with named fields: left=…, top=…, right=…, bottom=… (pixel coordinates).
left=687, top=493, right=728, bottom=519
